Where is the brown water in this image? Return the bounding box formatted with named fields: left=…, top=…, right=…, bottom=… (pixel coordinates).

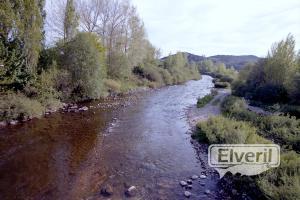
left=0, top=75, right=225, bottom=200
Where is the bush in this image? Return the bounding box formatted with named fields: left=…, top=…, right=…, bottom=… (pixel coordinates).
left=221, top=95, right=259, bottom=122
left=104, top=79, right=121, bottom=94
left=197, top=90, right=218, bottom=108
left=0, top=93, right=44, bottom=121
left=196, top=116, right=264, bottom=144
left=214, top=81, right=230, bottom=88
left=257, top=151, right=300, bottom=200
left=59, top=32, right=106, bottom=101
left=257, top=115, right=300, bottom=151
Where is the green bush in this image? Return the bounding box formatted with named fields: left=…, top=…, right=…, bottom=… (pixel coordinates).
left=195, top=116, right=267, bottom=144
left=104, top=79, right=121, bottom=94
left=257, top=115, right=300, bottom=151
left=257, top=151, right=300, bottom=200
left=214, top=81, right=230, bottom=88
left=0, top=93, right=44, bottom=121
left=59, top=32, right=106, bottom=101
left=197, top=90, right=218, bottom=108
left=221, top=95, right=259, bottom=122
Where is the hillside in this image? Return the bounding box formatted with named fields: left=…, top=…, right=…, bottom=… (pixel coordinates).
left=162, top=52, right=260, bottom=70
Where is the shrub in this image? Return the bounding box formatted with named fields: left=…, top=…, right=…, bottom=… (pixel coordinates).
left=221, top=95, right=259, bottom=122
left=257, top=115, right=300, bottom=151
left=0, top=93, right=44, bottom=121
left=197, top=90, right=218, bottom=108
left=59, top=32, right=106, bottom=101
left=281, top=105, right=300, bottom=118
left=257, top=151, right=300, bottom=200
left=214, top=81, right=230, bottom=88
left=196, top=116, right=259, bottom=144
left=104, top=79, right=121, bottom=94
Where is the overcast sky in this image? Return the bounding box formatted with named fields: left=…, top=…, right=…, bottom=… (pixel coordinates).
left=131, top=0, right=300, bottom=57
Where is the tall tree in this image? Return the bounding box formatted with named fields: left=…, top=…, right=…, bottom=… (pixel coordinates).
left=0, top=0, right=45, bottom=90
left=64, top=0, right=79, bottom=42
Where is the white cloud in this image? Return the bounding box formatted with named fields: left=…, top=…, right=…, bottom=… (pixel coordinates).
left=131, top=0, right=300, bottom=56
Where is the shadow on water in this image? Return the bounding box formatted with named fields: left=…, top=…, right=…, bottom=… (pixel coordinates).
left=0, top=75, right=231, bottom=200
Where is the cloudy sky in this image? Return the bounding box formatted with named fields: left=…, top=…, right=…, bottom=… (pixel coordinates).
left=131, top=0, right=300, bottom=57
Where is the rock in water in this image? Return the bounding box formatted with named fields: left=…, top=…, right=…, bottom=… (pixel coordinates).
left=100, top=184, right=113, bottom=196
left=125, top=186, right=137, bottom=197
left=0, top=121, right=7, bottom=126
left=200, top=174, right=207, bottom=179
left=205, top=189, right=211, bottom=195
left=187, top=179, right=192, bottom=184
left=191, top=175, right=199, bottom=180
left=180, top=181, right=188, bottom=186
left=184, top=191, right=191, bottom=198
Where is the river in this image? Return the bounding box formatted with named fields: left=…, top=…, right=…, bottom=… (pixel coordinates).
left=0, top=75, right=227, bottom=200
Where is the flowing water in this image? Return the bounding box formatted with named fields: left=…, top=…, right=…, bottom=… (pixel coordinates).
left=0, top=75, right=224, bottom=200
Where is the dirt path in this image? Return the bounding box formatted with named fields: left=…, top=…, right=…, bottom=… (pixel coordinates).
left=187, top=89, right=231, bottom=127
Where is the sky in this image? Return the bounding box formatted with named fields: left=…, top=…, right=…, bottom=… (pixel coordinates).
left=131, top=0, right=300, bottom=57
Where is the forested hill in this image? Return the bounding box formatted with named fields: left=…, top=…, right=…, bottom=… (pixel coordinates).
left=162, top=52, right=260, bottom=70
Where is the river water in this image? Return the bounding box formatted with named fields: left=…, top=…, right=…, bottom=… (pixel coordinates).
left=0, top=75, right=225, bottom=200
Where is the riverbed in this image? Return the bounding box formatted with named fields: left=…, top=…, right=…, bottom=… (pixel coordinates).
left=0, top=75, right=229, bottom=200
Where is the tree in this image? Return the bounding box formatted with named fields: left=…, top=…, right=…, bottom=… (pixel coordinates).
left=64, top=0, right=79, bottom=42
left=59, top=32, right=106, bottom=100
left=0, top=0, right=45, bottom=90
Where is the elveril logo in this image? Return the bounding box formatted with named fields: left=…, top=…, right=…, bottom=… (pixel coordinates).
left=208, top=144, right=280, bottom=178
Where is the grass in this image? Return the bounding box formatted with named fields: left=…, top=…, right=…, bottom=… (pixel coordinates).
left=0, top=92, right=45, bottom=121
left=194, top=94, right=300, bottom=200
left=197, top=90, right=218, bottom=108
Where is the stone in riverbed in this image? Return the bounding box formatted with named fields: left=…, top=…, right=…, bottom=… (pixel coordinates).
left=180, top=181, right=188, bottom=186
left=9, top=120, right=18, bottom=125
left=100, top=184, right=113, bottom=196
left=187, top=179, right=192, bottom=184
left=191, top=175, right=199, bottom=180
left=79, top=106, right=89, bottom=111
left=0, top=121, right=7, bottom=126
left=205, top=189, right=211, bottom=195
left=200, top=174, right=207, bottom=179
left=125, top=186, right=137, bottom=197
left=184, top=191, right=191, bottom=198
left=186, top=185, right=193, bottom=190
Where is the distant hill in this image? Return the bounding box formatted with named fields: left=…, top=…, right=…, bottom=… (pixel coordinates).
left=162, top=52, right=260, bottom=70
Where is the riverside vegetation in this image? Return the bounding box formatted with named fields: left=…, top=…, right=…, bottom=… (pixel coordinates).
left=193, top=35, right=300, bottom=200
left=0, top=0, right=200, bottom=123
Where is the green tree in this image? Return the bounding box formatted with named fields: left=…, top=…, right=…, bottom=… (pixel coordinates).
left=63, top=0, right=79, bottom=42
left=0, top=0, right=45, bottom=90
left=59, top=32, right=106, bottom=100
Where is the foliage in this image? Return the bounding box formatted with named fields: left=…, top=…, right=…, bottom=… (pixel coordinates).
left=197, top=90, right=218, bottom=108
left=0, top=92, right=44, bottom=121
left=221, top=95, right=300, bottom=151
left=64, top=0, right=79, bottom=42
left=104, top=79, right=121, bottom=94
left=59, top=32, right=106, bottom=101
left=257, top=151, right=300, bottom=200
left=233, top=34, right=299, bottom=104
left=195, top=116, right=268, bottom=144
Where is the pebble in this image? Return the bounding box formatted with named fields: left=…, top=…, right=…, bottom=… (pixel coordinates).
left=125, top=186, right=137, bottom=197
left=186, top=185, right=192, bottom=190
left=0, top=121, right=7, bottom=126
left=79, top=106, right=89, bottom=111
left=200, top=175, right=207, bottom=179
left=191, top=175, right=199, bottom=180
left=9, top=120, right=18, bottom=125
left=187, top=179, right=192, bottom=184
left=205, top=189, right=211, bottom=195
left=184, top=191, right=191, bottom=198
left=180, top=181, right=188, bottom=186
